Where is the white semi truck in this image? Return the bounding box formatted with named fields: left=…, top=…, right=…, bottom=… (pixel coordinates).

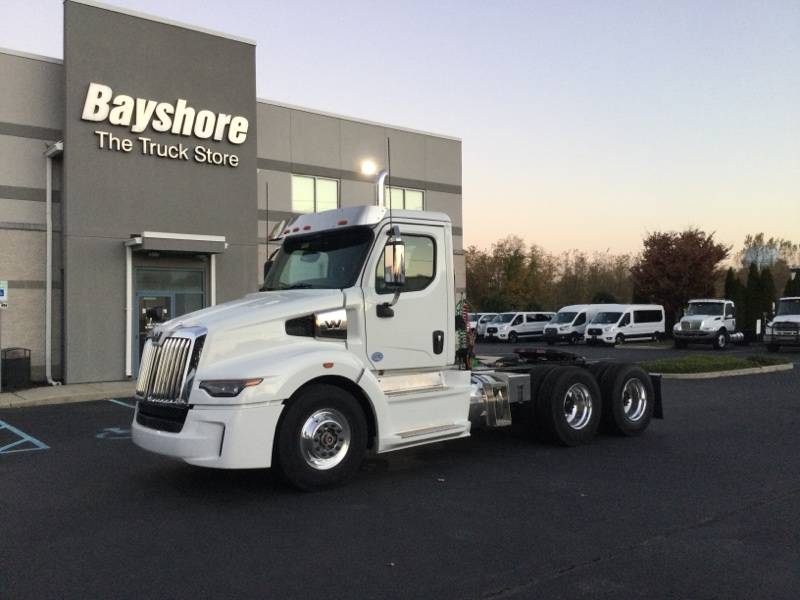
left=672, top=299, right=743, bottom=350
left=765, top=297, right=800, bottom=352
left=132, top=207, right=662, bottom=490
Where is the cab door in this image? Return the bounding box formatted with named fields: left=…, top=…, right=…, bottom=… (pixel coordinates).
left=362, top=222, right=452, bottom=371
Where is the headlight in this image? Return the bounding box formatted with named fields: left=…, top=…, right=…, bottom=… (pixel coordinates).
left=673, top=322, right=681, bottom=331
left=559, top=325, right=569, bottom=331
left=700, top=323, right=715, bottom=331
left=200, top=378, right=263, bottom=397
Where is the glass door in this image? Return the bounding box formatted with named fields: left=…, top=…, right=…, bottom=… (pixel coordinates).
left=132, top=267, right=206, bottom=375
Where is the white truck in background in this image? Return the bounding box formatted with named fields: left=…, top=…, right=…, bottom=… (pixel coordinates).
left=765, top=297, right=800, bottom=352
left=672, top=299, right=743, bottom=350
left=131, top=206, right=662, bottom=491
left=544, top=305, right=603, bottom=345
left=585, top=305, right=665, bottom=346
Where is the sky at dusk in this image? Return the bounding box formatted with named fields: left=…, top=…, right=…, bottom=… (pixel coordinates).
left=2, top=0, right=798, bottom=254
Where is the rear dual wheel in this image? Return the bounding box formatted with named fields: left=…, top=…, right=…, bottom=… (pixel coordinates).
left=535, top=367, right=602, bottom=446
left=598, top=363, right=654, bottom=436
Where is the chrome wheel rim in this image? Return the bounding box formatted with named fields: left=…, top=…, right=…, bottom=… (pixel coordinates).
left=563, top=383, right=593, bottom=430
left=300, top=409, right=351, bottom=470
left=718, top=333, right=726, bottom=347
left=622, top=378, right=647, bottom=422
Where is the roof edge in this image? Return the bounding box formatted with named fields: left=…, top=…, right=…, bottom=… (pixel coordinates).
left=0, top=47, right=63, bottom=64
left=66, top=0, right=257, bottom=46
left=257, top=97, right=461, bottom=142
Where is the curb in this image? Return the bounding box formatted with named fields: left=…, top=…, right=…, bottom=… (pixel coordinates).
left=653, top=363, right=794, bottom=380
left=0, top=382, right=136, bottom=409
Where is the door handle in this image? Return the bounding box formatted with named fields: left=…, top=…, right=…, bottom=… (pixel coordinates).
left=432, top=330, right=444, bottom=354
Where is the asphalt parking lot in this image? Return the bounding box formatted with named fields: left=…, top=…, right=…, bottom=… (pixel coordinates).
left=1, top=344, right=799, bottom=599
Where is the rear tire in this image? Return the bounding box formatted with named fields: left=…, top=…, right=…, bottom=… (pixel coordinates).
left=766, top=343, right=780, bottom=353
left=713, top=330, right=729, bottom=350
left=275, top=383, right=367, bottom=491
left=599, top=364, right=654, bottom=436
left=513, top=365, right=559, bottom=438
left=535, top=367, right=602, bottom=446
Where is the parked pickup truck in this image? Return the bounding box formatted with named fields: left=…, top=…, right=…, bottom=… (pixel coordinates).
left=673, top=299, right=744, bottom=350
left=765, top=297, right=800, bottom=352
left=132, top=206, right=662, bottom=490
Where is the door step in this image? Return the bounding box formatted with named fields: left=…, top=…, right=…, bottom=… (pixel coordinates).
left=397, top=423, right=463, bottom=439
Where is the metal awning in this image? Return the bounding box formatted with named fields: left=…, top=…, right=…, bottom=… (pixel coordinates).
left=125, top=231, right=227, bottom=254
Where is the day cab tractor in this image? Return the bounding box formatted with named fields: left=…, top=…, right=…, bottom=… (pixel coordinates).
left=131, top=206, right=663, bottom=490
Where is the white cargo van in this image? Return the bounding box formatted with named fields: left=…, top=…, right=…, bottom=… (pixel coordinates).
left=475, top=313, right=498, bottom=341
left=544, top=305, right=603, bottom=345
left=484, top=311, right=555, bottom=343
left=585, top=305, right=665, bottom=345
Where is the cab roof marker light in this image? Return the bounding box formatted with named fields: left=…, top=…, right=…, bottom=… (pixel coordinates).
left=303, top=225, right=311, bottom=231
left=337, top=219, right=348, bottom=225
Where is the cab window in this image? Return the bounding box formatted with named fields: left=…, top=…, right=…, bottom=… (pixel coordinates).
left=375, top=235, right=436, bottom=294
left=512, top=315, right=523, bottom=326
left=574, top=312, right=586, bottom=326
left=619, top=313, right=631, bottom=327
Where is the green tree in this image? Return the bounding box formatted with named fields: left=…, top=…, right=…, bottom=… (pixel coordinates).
left=760, top=267, right=777, bottom=316
left=631, top=229, right=730, bottom=332
left=591, top=290, right=619, bottom=303
left=741, top=263, right=762, bottom=338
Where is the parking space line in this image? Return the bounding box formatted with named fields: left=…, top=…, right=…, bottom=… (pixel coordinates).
left=108, top=399, right=136, bottom=409
left=0, top=419, right=50, bottom=454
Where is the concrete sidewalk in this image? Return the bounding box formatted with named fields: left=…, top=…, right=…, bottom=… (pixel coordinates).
left=0, top=381, right=135, bottom=408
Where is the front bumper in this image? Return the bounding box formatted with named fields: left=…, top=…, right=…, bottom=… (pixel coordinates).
left=765, top=332, right=800, bottom=346
left=673, top=330, right=717, bottom=342
left=585, top=333, right=615, bottom=344
left=544, top=331, right=572, bottom=342
left=132, top=400, right=284, bottom=469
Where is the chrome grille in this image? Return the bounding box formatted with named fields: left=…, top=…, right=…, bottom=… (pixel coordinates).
left=775, top=322, right=799, bottom=332
left=683, top=321, right=701, bottom=331
left=136, top=337, right=194, bottom=402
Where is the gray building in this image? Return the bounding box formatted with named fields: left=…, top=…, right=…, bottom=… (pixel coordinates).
left=0, top=0, right=463, bottom=385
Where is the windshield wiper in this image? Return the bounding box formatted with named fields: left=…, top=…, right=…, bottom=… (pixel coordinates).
left=278, top=283, right=315, bottom=290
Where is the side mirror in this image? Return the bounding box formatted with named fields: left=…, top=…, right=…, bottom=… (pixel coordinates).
left=383, top=226, right=405, bottom=288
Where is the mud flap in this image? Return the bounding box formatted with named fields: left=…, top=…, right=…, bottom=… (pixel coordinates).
left=650, top=373, right=664, bottom=419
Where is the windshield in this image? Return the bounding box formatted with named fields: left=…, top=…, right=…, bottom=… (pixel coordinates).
left=686, top=302, right=724, bottom=316
left=493, top=313, right=516, bottom=324
left=777, top=299, right=800, bottom=316
left=480, top=314, right=497, bottom=323
left=592, top=312, right=623, bottom=324
left=553, top=311, right=577, bottom=324
left=262, top=226, right=374, bottom=291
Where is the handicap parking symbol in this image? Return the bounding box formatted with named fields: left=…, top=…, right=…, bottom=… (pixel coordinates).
left=0, top=420, right=49, bottom=454
left=95, top=427, right=131, bottom=440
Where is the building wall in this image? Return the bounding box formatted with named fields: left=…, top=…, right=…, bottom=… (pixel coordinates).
left=0, top=9, right=463, bottom=385
left=0, top=50, right=64, bottom=380
left=255, top=101, right=465, bottom=293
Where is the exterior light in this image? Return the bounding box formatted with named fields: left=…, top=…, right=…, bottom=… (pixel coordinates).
left=361, top=159, right=378, bottom=176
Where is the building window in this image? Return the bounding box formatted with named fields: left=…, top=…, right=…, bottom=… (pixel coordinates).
left=292, top=175, right=339, bottom=213
left=387, top=186, right=424, bottom=210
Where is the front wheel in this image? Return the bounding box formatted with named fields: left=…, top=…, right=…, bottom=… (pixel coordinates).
left=508, top=331, right=518, bottom=344
left=615, top=334, right=625, bottom=346
left=713, top=330, right=729, bottom=350
left=275, top=383, right=367, bottom=491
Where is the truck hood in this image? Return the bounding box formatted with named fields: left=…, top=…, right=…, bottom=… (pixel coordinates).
left=158, top=289, right=345, bottom=336
left=680, top=315, right=723, bottom=327
left=771, top=315, right=800, bottom=324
